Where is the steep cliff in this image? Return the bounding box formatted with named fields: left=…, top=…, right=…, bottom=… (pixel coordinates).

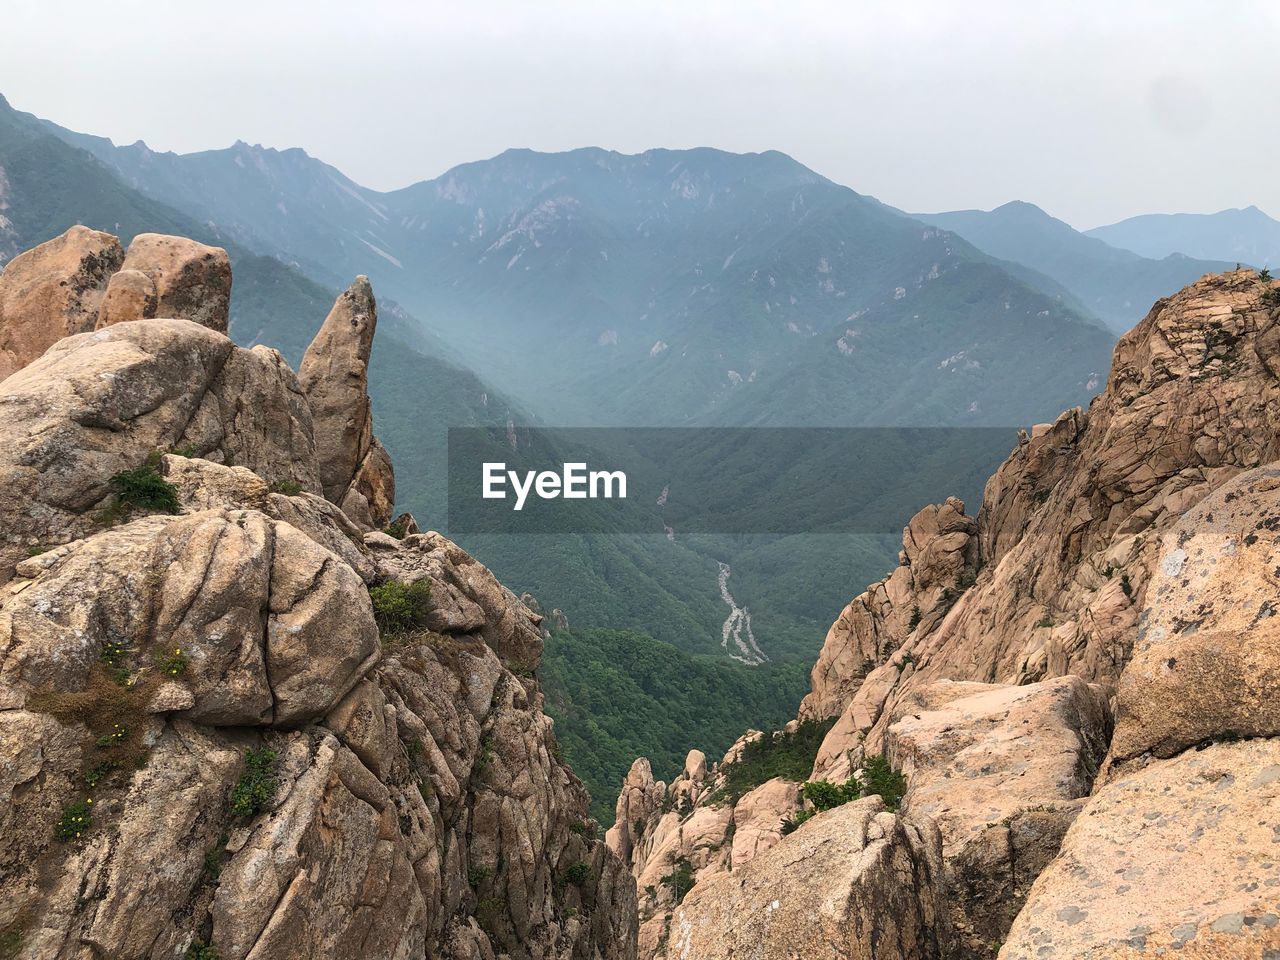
left=615, top=268, right=1280, bottom=959
left=0, top=229, right=637, bottom=960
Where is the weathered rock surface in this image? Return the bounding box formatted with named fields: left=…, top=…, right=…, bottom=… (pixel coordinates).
left=1112, top=463, right=1280, bottom=763
left=668, top=797, right=950, bottom=960
left=813, top=271, right=1280, bottom=776
left=114, top=233, right=231, bottom=333
left=299, top=276, right=395, bottom=529
left=0, top=226, right=123, bottom=380
left=889, top=676, right=1112, bottom=958
left=0, top=235, right=635, bottom=960
left=0, top=319, right=320, bottom=582
left=1001, top=738, right=1280, bottom=959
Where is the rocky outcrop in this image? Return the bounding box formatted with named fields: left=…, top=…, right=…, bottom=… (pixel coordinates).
left=298, top=276, right=396, bottom=529
left=0, top=234, right=635, bottom=960
left=799, top=497, right=977, bottom=721
left=668, top=797, right=950, bottom=960
left=0, top=319, right=320, bottom=583
left=0, top=226, right=123, bottom=380
left=612, top=268, right=1280, bottom=959
left=888, top=677, right=1112, bottom=958
left=106, top=233, right=232, bottom=333
left=813, top=270, right=1280, bottom=778
left=1000, top=459, right=1280, bottom=959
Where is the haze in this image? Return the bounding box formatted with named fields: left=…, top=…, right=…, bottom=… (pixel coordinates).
left=4, top=0, right=1277, bottom=228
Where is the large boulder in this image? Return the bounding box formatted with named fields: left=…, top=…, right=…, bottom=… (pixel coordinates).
left=1001, top=738, right=1280, bottom=959
left=298, top=277, right=395, bottom=529
left=0, top=226, right=123, bottom=380
left=1112, top=463, right=1280, bottom=762
left=107, top=233, right=232, bottom=333
left=0, top=319, right=320, bottom=581
left=0, top=508, right=380, bottom=726
left=888, top=676, right=1112, bottom=958
left=668, top=797, right=950, bottom=960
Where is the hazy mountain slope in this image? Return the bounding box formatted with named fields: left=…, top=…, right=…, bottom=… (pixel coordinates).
left=1086, top=205, right=1280, bottom=268
left=37, top=114, right=1117, bottom=428
left=918, top=201, right=1233, bottom=332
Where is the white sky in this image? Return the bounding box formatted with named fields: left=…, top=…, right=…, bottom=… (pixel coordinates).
left=4, top=0, right=1277, bottom=228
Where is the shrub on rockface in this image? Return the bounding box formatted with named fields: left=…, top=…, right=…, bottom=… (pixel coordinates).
left=369, top=579, right=433, bottom=636
left=106, top=453, right=181, bottom=516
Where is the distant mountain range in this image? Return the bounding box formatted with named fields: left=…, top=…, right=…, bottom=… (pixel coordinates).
left=1085, top=205, right=1280, bottom=271
left=916, top=201, right=1235, bottom=332
left=35, top=109, right=1116, bottom=428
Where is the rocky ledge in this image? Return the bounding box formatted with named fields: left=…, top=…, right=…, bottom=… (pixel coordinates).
left=0, top=229, right=637, bottom=960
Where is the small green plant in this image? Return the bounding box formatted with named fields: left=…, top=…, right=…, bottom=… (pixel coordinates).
left=186, top=940, right=221, bottom=960
left=156, top=647, right=189, bottom=677
left=54, top=799, right=93, bottom=842
left=104, top=452, right=181, bottom=517
left=564, top=861, right=591, bottom=886
left=369, top=579, right=433, bottom=636
left=100, top=640, right=129, bottom=666
left=862, top=755, right=907, bottom=812
left=1120, top=572, right=1133, bottom=599
left=229, top=747, right=278, bottom=818
left=383, top=517, right=410, bottom=539
left=569, top=819, right=598, bottom=840
left=83, top=763, right=114, bottom=789
left=802, top=777, right=861, bottom=811
left=95, top=723, right=128, bottom=748
left=660, top=857, right=695, bottom=904
left=0, top=928, right=23, bottom=960
left=170, top=444, right=199, bottom=458
left=405, top=737, right=424, bottom=759
left=475, top=734, right=494, bottom=771
left=25, top=545, right=47, bottom=557
left=908, top=605, right=922, bottom=630
left=780, top=809, right=814, bottom=834
left=632, top=818, right=646, bottom=838
left=1036, top=614, right=1055, bottom=629
left=1260, top=267, right=1273, bottom=282
left=468, top=864, right=492, bottom=888
left=268, top=479, right=303, bottom=496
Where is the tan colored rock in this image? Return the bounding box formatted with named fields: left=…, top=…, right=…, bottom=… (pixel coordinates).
left=1, top=509, right=379, bottom=727
left=889, top=676, right=1112, bottom=958
left=800, top=497, right=978, bottom=721
left=728, top=777, right=800, bottom=869
left=668, top=797, right=949, bottom=960
left=0, top=319, right=319, bottom=582
left=299, top=277, right=395, bottom=529
left=1001, top=738, right=1280, bottom=959
left=812, top=271, right=1280, bottom=772
left=95, top=267, right=157, bottom=327
left=375, top=531, right=544, bottom=670
left=1112, top=463, right=1280, bottom=763
left=0, top=225, right=123, bottom=380
left=0, top=239, right=637, bottom=960
left=606, top=758, right=665, bottom=865
left=117, top=232, right=231, bottom=332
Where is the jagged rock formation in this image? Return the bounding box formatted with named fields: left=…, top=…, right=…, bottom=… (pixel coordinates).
left=669, top=797, right=950, bottom=960
left=616, top=268, right=1280, bottom=959
left=298, top=275, right=396, bottom=530
left=0, top=233, right=635, bottom=960
left=0, top=226, right=123, bottom=380
left=812, top=269, right=1280, bottom=782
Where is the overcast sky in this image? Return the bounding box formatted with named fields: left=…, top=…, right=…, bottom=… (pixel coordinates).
left=4, top=0, right=1277, bottom=228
